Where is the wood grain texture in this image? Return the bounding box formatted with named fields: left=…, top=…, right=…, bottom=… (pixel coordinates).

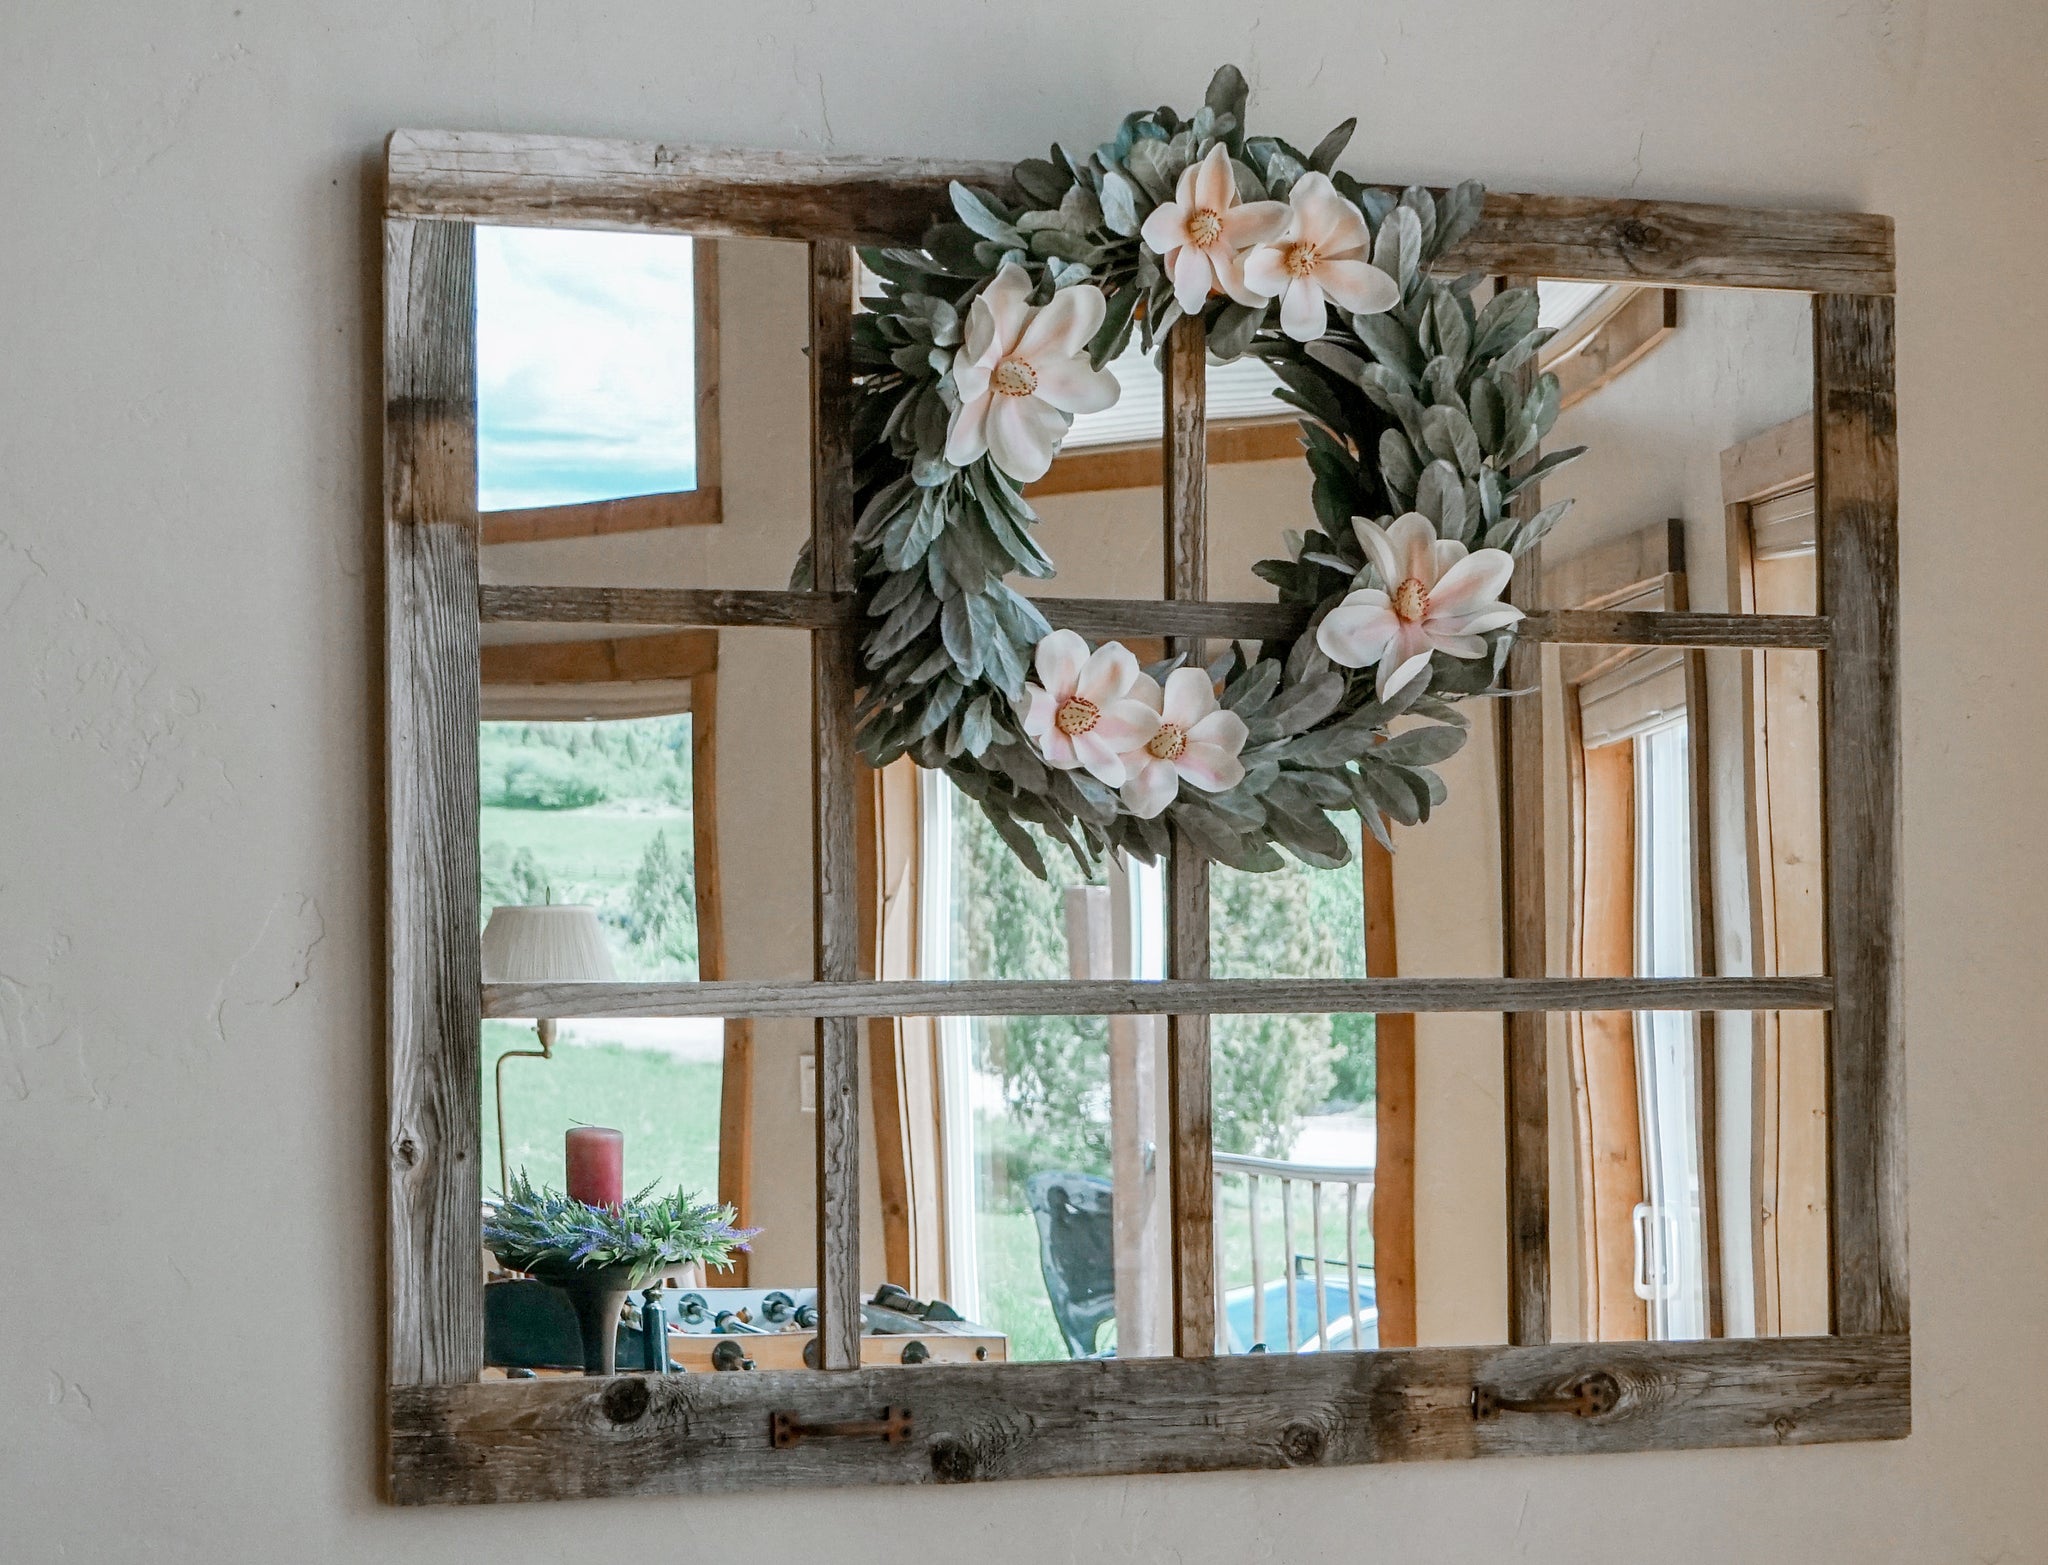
left=480, top=487, right=721, bottom=546
left=695, top=670, right=754, bottom=1285
left=810, top=241, right=864, bottom=1370
left=1521, top=609, right=1828, bottom=649
left=388, top=1333, right=1908, bottom=1503
left=385, top=133, right=1892, bottom=294
left=477, top=629, right=717, bottom=687
left=1814, top=294, right=1906, bottom=1337
left=483, top=974, right=1834, bottom=1022
left=479, top=584, right=1823, bottom=650
left=1443, top=192, right=1892, bottom=294
left=385, top=217, right=486, bottom=1389
left=1497, top=290, right=1550, bottom=1347
left=386, top=131, right=1013, bottom=245
left=1359, top=838, right=1416, bottom=1347
left=1161, top=314, right=1215, bottom=1358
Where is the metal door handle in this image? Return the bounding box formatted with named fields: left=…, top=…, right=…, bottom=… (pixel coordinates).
left=770, top=1406, right=913, bottom=1448
left=1470, top=1373, right=1620, bottom=1421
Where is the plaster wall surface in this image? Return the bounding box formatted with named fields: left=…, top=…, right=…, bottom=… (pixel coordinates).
left=3, top=2, right=2041, bottom=1557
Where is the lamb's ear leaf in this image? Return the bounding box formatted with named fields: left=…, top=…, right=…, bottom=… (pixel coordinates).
left=1204, top=64, right=1250, bottom=137
left=949, top=182, right=1023, bottom=247
left=1308, top=117, right=1356, bottom=175
left=1205, top=300, right=1265, bottom=361
left=1012, top=157, right=1071, bottom=208
left=1099, top=169, right=1144, bottom=237
left=1399, top=185, right=1438, bottom=257
left=1432, top=180, right=1487, bottom=260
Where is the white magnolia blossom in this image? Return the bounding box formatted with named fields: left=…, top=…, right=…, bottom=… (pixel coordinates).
left=1019, top=629, right=1161, bottom=788
left=1116, top=666, right=1250, bottom=819
left=945, top=263, right=1121, bottom=483
left=1316, top=512, right=1522, bottom=700
left=1242, top=172, right=1401, bottom=343
left=1139, top=143, right=1290, bottom=315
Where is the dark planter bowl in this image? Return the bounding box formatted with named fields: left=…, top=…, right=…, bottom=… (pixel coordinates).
left=497, top=1256, right=669, bottom=1376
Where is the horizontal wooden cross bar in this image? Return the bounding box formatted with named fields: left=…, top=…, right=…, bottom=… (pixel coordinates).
left=386, top=132, right=1895, bottom=294
left=482, top=974, right=1834, bottom=1021
left=478, top=585, right=1829, bottom=649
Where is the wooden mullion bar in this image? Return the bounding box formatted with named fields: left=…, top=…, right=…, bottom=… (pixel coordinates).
left=386, top=134, right=1895, bottom=294
left=385, top=217, right=486, bottom=1393
left=1162, top=315, right=1215, bottom=1358
left=1496, top=277, right=1549, bottom=1347
left=478, top=584, right=1827, bottom=651
left=808, top=241, right=863, bottom=1371
left=1815, top=294, right=1907, bottom=1337
left=484, top=974, right=1835, bottom=1022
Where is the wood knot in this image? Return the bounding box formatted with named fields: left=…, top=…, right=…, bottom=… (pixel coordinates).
left=603, top=1376, right=651, bottom=1425
left=929, top=1438, right=978, bottom=1483
left=1617, top=218, right=1657, bottom=249
left=1279, top=1421, right=1326, bottom=1464
left=392, top=1135, right=420, bottom=1169
left=1773, top=1415, right=1797, bottom=1440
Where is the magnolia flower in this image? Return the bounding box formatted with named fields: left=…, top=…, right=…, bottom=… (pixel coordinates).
left=1139, top=143, right=1290, bottom=315
left=1117, top=667, right=1251, bottom=819
left=1242, top=172, right=1400, bottom=343
left=1316, top=512, right=1523, bottom=700
left=1019, top=629, right=1161, bottom=787
left=945, top=264, right=1121, bottom=483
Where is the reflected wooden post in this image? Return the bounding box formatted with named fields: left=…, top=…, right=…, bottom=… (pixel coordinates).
left=1161, top=314, right=1216, bottom=1357
left=1496, top=278, right=1551, bottom=1347
left=808, top=241, right=863, bottom=1370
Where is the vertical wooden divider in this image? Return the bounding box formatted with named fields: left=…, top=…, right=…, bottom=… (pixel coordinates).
left=1496, top=280, right=1551, bottom=1346
left=1360, top=838, right=1417, bottom=1346
left=809, top=241, right=864, bottom=1370
left=1161, top=315, right=1216, bottom=1357
left=1814, top=293, right=1906, bottom=1337
left=385, top=217, right=485, bottom=1389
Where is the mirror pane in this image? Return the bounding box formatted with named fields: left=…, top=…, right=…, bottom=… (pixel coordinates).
left=1546, top=1008, right=1831, bottom=1344
left=1534, top=280, right=1816, bottom=615
left=477, top=229, right=815, bottom=593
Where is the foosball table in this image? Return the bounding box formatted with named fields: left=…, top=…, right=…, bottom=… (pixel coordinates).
left=483, top=1280, right=1008, bottom=1375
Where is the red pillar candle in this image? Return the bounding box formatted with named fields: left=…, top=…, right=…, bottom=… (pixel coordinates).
left=565, top=1126, right=625, bottom=1210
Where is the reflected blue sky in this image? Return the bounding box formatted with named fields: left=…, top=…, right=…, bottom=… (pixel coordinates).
left=475, top=227, right=698, bottom=512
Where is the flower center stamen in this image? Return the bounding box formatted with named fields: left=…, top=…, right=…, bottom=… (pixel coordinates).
left=1391, top=577, right=1429, bottom=623
left=1284, top=242, right=1322, bottom=279
left=991, top=357, right=1039, bottom=398
left=1054, top=696, right=1100, bottom=736
left=1146, top=723, right=1188, bottom=762
left=1187, top=209, right=1224, bottom=248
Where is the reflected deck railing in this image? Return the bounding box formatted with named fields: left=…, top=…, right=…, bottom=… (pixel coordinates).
left=1212, top=1150, right=1375, bottom=1354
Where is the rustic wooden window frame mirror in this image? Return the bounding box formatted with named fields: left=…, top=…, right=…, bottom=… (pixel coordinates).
left=384, top=130, right=1905, bottom=1505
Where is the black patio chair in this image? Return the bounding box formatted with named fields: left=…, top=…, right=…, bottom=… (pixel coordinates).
left=1024, top=1170, right=1117, bottom=1358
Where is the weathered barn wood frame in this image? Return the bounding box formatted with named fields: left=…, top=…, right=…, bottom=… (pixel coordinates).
left=384, top=131, right=1904, bottom=1504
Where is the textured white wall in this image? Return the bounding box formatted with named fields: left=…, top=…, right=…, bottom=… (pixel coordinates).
left=4, top=1, right=2043, bottom=1557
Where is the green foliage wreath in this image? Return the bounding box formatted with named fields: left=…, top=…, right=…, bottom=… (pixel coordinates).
left=834, top=65, right=1583, bottom=877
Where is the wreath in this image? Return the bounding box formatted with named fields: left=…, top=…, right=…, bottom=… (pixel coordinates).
left=832, top=65, right=1583, bottom=877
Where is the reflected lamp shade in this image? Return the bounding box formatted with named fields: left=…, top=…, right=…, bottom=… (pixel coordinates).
left=480, top=905, right=618, bottom=984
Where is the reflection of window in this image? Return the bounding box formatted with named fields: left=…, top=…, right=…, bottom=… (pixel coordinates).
left=1564, top=546, right=1715, bottom=1345
left=478, top=713, right=722, bottom=1206
left=1632, top=717, right=1707, bottom=1341
left=475, top=227, right=721, bottom=540
left=1063, top=337, right=1288, bottom=447
left=908, top=773, right=1377, bottom=1359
